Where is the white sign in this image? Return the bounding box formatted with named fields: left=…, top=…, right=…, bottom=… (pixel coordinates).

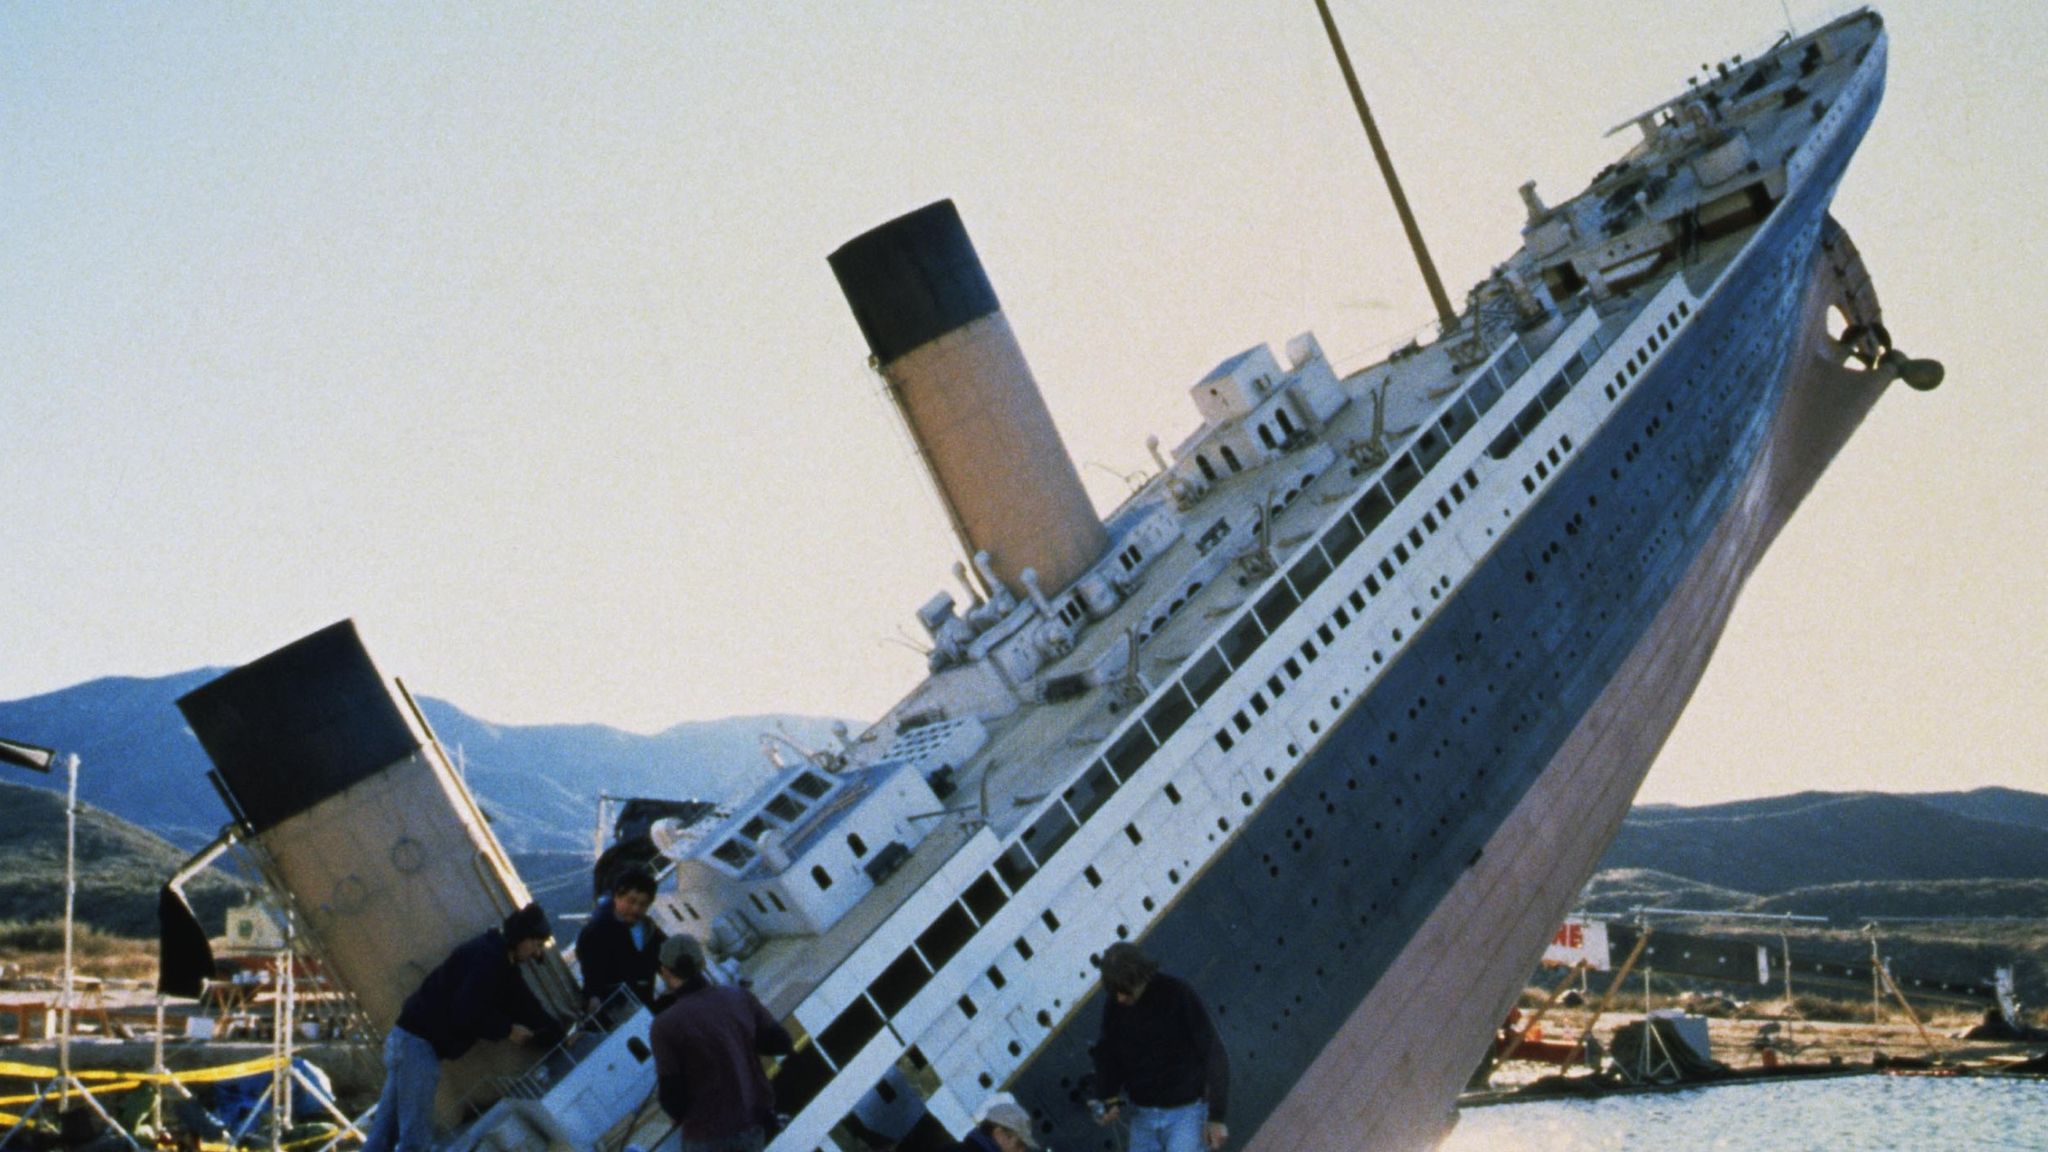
left=1542, top=917, right=1611, bottom=972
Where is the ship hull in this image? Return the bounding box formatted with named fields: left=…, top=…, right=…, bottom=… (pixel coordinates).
left=1012, top=66, right=1887, bottom=1152
left=1244, top=226, right=1890, bottom=1152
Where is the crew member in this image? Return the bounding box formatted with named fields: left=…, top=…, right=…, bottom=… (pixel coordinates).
left=575, top=865, right=667, bottom=1011
left=650, top=934, right=794, bottom=1152
left=1089, top=942, right=1230, bottom=1152
left=363, top=902, right=562, bottom=1152
left=942, top=1097, right=1042, bottom=1152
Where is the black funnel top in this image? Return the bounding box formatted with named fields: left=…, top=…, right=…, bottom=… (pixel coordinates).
left=829, top=199, right=1001, bottom=365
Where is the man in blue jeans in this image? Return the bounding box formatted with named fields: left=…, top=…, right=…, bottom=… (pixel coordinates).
left=362, top=903, right=562, bottom=1152
left=1089, top=943, right=1230, bottom=1151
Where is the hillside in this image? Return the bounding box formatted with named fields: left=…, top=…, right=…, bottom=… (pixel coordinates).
left=0, top=778, right=246, bottom=938
left=1585, top=795, right=2048, bottom=998
left=0, top=670, right=846, bottom=854
left=1599, top=790, right=2048, bottom=894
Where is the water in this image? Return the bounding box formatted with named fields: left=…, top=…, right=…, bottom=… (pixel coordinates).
left=1441, top=1075, right=2048, bottom=1151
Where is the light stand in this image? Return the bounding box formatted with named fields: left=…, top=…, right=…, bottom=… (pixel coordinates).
left=0, top=743, right=140, bottom=1150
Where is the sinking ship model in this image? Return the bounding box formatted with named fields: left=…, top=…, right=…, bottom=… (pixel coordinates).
left=172, top=9, right=1938, bottom=1151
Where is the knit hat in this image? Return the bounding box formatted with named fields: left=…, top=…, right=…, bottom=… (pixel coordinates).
left=980, top=1099, right=1041, bottom=1149
left=658, top=933, right=708, bottom=975
left=501, top=902, right=553, bottom=945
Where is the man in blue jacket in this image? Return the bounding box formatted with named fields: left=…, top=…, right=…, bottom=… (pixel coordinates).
left=575, top=866, right=666, bottom=1012
left=362, top=903, right=562, bottom=1152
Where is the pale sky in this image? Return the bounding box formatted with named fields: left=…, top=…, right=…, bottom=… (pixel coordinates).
left=3, top=2, right=2040, bottom=806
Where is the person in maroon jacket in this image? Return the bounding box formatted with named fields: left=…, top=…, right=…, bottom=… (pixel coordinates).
left=649, top=935, right=794, bottom=1152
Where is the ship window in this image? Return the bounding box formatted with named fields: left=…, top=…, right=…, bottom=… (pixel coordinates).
left=1289, top=546, right=1332, bottom=598
left=1349, top=590, right=1366, bottom=611
left=1276, top=408, right=1298, bottom=436
left=812, top=865, right=833, bottom=891
left=959, top=995, right=978, bottom=1019
left=994, top=844, right=1037, bottom=891
left=741, top=816, right=772, bottom=842
left=793, top=772, right=832, bottom=800
left=987, top=964, right=1007, bottom=989
left=917, top=902, right=978, bottom=971
left=1258, top=423, right=1277, bottom=449
left=1408, top=526, right=1425, bottom=549
left=1437, top=399, right=1476, bottom=445
left=1165, top=783, right=1182, bottom=804
left=1016, top=937, right=1035, bottom=960
left=870, top=947, right=933, bottom=1017
left=1435, top=497, right=1451, bottom=519
left=712, top=841, right=754, bottom=870
left=1042, top=910, right=1061, bottom=933
left=1219, top=614, right=1266, bottom=668
left=1393, top=543, right=1410, bottom=565
left=1522, top=476, right=1536, bottom=494
left=1197, top=455, right=1217, bottom=482
left=1284, top=656, right=1303, bottom=679
left=1515, top=401, right=1545, bottom=439
left=1300, top=639, right=1318, bottom=663
left=749, top=893, right=769, bottom=914
left=964, top=873, right=1008, bottom=923
left=818, top=998, right=886, bottom=1065
left=1354, top=485, right=1394, bottom=535
left=1469, top=370, right=1505, bottom=415
left=1539, top=374, right=1570, bottom=412
left=1126, top=823, right=1144, bottom=846
left=1022, top=805, right=1078, bottom=865
left=1488, top=424, right=1523, bottom=461
left=1067, top=759, right=1124, bottom=822
left=1412, top=428, right=1448, bottom=470
left=1233, top=711, right=1251, bottom=734
left=1084, top=865, right=1103, bottom=888
left=767, top=795, right=803, bottom=823
left=1182, top=649, right=1231, bottom=706
left=1564, top=350, right=1591, bottom=384
left=1386, top=454, right=1423, bottom=499
left=1317, top=623, right=1335, bottom=645
left=1658, top=321, right=1669, bottom=340
left=1220, top=445, right=1243, bottom=473
left=1109, top=720, right=1160, bottom=778
left=1678, top=301, right=1690, bottom=317
left=1266, top=675, right=1285, bottom=699
left=1321, top=511, right=1364, bottom=563
left=1215, top=730, right=1235, bottom=752
left=1332, top=606, right=1350, bottom=628
left=1144, top=687, right=1196, bottom=747
left=1250, top=693, right=1269, bottom=716
left=848, top=833, right=868, bottom=858
left=1255, top=582, right=1299, bottom=633
left=768, top=891, right=787, bottom=912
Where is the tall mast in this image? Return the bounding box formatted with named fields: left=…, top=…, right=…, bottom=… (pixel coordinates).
left=1313, top=0, right=1458, bottom=333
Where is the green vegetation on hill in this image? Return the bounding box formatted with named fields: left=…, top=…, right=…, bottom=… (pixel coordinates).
left=0, top=779, right=246, bottom=938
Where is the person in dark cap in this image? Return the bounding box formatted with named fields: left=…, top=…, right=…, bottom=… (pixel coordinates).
left=649, top=933, right=793, bottom=1152
left=1088, top=942, right=1230, bottom=1152
left=362, top=903, right=563, bottom=1152
left=576, top=865, right=667, bottom=1013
